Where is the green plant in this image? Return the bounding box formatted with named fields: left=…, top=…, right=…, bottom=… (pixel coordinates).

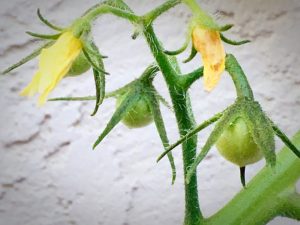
left=2, top=0, right=300, bottom=224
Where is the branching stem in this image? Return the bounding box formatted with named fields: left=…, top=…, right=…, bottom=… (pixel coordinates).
left=143, top=0, right=181, bottom=25
left=46, top=1, right=300, bottom=225
left=144, top=24, right=203, bottom=225
left=82, top=4, right=139, bottom=23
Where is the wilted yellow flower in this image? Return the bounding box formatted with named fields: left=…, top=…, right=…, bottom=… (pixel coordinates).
left=192, top=25, right=225, bottom=91
left=21, top=31, right=82, bottom=105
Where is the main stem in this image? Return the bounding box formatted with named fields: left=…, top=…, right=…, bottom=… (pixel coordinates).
left=144, top=25, right=203, bottom=225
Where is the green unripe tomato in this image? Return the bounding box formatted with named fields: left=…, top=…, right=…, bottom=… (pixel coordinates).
left=67, top=51, right=91, bottom=76
left=216, top=117, right=263, bottom=167
left=116, top=95, right=153, bottom=128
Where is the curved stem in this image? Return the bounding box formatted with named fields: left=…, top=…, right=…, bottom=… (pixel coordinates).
left=143, top=0, right=181, bottom=25
left=82, top=4, right=140, bottom=23
left=225, top=54, right=254, bottom=99
left=183, top=0, right=204, bottom=15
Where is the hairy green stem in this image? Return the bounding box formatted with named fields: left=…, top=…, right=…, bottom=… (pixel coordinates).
left=183, top=0, right=205, bottom=16
left=206, top=131, right=300, bottom=225
left=179, top=67, right=203, bottom=90
left=83, top=1, right=203, bottom=223
left=144, top=0, right=181, bottom=25
left=144, top=25, right=203, bottom=225
left=82, top=4, right=139, bottom=23
left=225, top=54, right=254, bottom=99
left=63, top=1, right=300, bottom=225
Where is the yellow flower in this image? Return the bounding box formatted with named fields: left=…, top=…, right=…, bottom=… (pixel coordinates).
left=192, top=25, right=225, bottom=91
left=21, top=31, right=82, bottom=105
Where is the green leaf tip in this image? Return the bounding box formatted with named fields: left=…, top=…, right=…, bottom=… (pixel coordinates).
left=145, top=87, right=176, bottom=184
left=26, top=31, right=61, bottom=40
left=272, top=123, right=300, bottom=158
left=164, top=38, right=190, bottom=56
left=37, top=9, right=64, bottom=31
left=91, top=68, right=106, bottom=116
left=221, top=33, right=250, bottom=46
left=183, top=46, right=197, bottom=63
left=93, top=89, right=141, bottom=149
left=48, top=96, right=96, bottom=102
left=218, top=24, right=234, bottom=32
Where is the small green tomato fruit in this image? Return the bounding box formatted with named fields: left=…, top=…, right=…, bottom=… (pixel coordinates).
left=116, top=95, right=153, bottom=128
left=216, top=117, right=263, bottom=167
left=67, top=51, right=91, bottom=76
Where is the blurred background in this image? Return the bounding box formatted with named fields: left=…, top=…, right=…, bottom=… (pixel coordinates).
left=0, top=0, right=299, bottom=225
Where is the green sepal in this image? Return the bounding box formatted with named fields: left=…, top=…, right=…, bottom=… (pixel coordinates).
left=221, top=33, right=250, bottom=46
left=48, top=89, right=123, bottom=102
left=82, top=48, right=103, bottom=74
left=145, top=86, right=176, bottom=184
left=82, top=40, right=108, bottom=60
left=241, top=99, right=276, bottom=167
left=164, top=38, right=190, bottom=56
left=48, top=96, right=96, bottom=102
left=218, top=24, right=234, bottom=32
left=271, top=123, right=300, bottom=158
left=26, top=31, right=61, bottom=40
left=186, top=104, right=239, bottom=184
left=82, top=40, right=107, bottom=116
left=183, top=45, right=197, bottom=63
left=139, top=63, right=159, bottom=82
left=37, top=9, right=64, bottom=31
left=93, top=87, right=141, bottom=149
left=91, top=68, right=105, bottom=116
left=2, top=41, right=54, bottom=74
left=157, top=112, right=223, bottom=162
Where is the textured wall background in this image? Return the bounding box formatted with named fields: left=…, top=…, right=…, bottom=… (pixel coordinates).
left=0, top=0, right=299, bottom=225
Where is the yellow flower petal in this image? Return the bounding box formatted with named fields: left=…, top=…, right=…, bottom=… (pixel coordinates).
left=21, top=31, right=82, bottom=105
left=20, top=71, right=42, bottom=97
left=192, top=26, right=225, bottom=91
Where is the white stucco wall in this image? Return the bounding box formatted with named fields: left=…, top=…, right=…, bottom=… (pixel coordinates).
left=0, top=0, right=299, bottom=225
